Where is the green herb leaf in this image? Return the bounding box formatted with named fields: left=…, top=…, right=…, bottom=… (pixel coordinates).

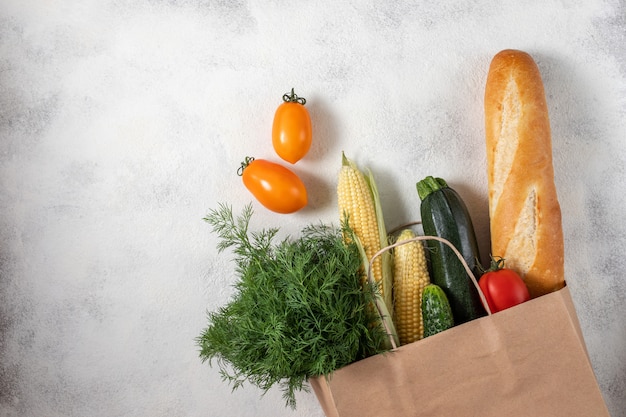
left=198, top=204, right=386, bottom=408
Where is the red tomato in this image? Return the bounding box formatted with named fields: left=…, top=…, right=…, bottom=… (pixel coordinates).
left=272, top=88, right=312, bottom=164
left=238, top=157, right=307, bottom=214
left=478, top=258, right=530, bottom=313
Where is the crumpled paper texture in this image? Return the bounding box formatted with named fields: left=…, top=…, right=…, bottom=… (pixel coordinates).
left=311, top=287, right=609, bottom=417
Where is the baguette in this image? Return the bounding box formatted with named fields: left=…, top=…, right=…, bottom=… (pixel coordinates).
left=484, top=49, right=565, bottom=298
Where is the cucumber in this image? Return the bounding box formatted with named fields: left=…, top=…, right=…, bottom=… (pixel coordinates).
left=417, top=176, right=486, bottom=324
left=422, top=284, right=454, bottom=337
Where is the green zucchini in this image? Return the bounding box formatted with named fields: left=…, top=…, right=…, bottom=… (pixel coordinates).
left=417, top=176, right=486, bottom=324
left=422, top=284, right=454, bottom=337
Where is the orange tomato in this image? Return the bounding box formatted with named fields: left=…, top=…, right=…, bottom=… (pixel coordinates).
left=272, top=88, right=312, bottom=164
left=238, top=157, right=307, bottom=214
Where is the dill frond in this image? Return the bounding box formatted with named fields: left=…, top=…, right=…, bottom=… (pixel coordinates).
left=198, top=204, right=387, bottom=409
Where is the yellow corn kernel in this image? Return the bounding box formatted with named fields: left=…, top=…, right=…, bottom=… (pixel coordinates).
left=393, top=229, right=431, bottom=345
left=337, top=154, right=387, bottom=304
left=337, top=153, right=397, bottom=348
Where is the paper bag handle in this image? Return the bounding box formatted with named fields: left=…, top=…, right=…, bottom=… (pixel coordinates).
left=366, top=232, right=493, bottom=349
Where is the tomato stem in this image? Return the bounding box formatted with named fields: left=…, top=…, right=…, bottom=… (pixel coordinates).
left=481, top=255, right=506, bottom=273
left=237, top=156, right=255, bottom=176
left=282, top=88, right=306, bottom=105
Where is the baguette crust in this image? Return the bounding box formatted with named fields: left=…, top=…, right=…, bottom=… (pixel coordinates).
left=484, top=49, right=565, bottom=298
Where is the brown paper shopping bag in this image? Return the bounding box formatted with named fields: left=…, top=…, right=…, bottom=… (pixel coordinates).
left=310, top=237, right=610, bottom=417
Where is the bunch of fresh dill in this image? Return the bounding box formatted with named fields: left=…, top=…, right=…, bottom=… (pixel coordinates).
left=197, top=203, right=386, bottom=408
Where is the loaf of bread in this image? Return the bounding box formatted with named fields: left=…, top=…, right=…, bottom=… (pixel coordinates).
left=484, top=49, right=565, bottom=298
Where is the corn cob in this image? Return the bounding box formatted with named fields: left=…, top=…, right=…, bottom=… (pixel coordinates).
left=337, top=152, right=398, bottom=348
left=393, top=229, right=431, bottom=345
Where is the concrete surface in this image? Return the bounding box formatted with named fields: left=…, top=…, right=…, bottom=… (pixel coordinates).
left=1, top=1, right=625, bottom=416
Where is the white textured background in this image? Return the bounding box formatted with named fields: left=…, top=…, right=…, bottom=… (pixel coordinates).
left=1, top=1, right=625, bottom=416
